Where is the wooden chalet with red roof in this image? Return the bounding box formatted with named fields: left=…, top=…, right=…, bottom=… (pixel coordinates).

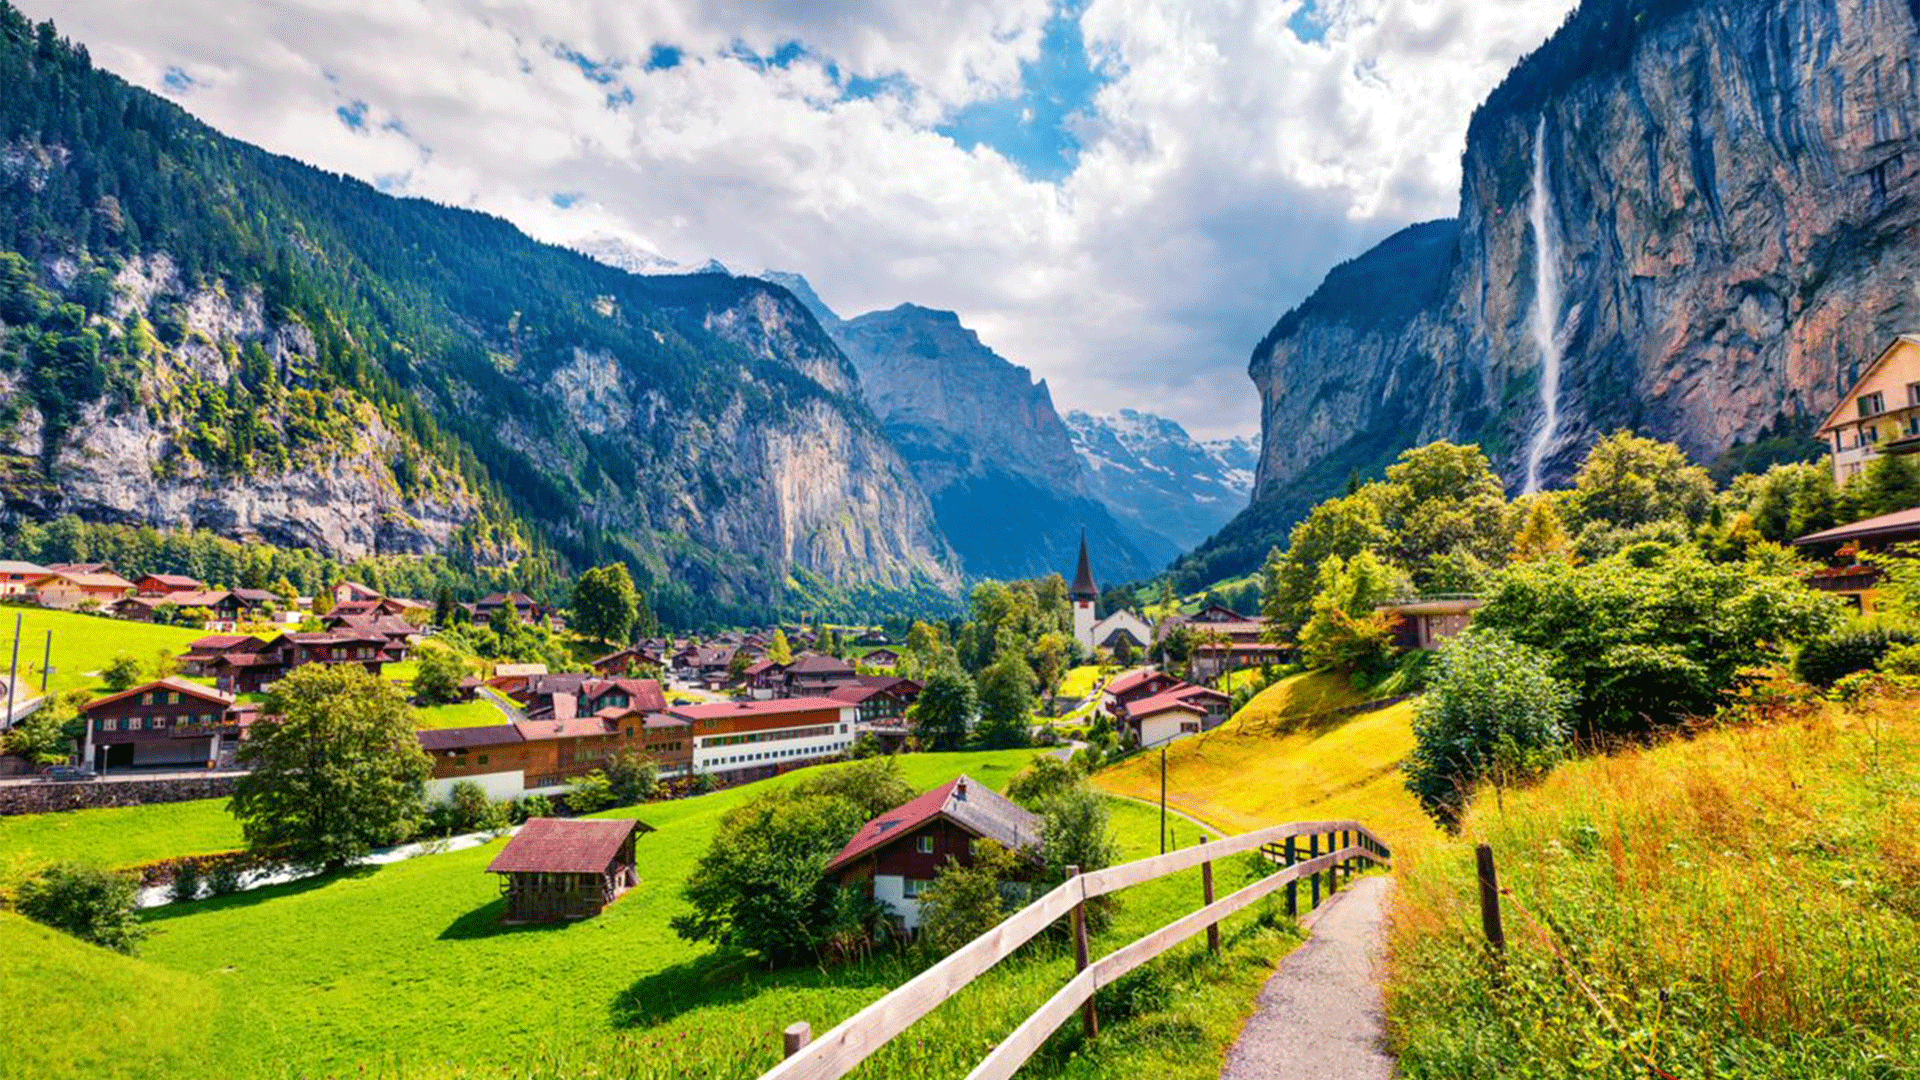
left=179, top=634, right=271, bottom=676
left=135, top=572, right=204, bottom=597
left=80, top=677, right=242, bottom=773
left=206, top=630, right=391, bottom=694
left=487, top=817, right=652, bottom=922
left=1118, top=684, right=1231, bottom=746
left=825, top=775, right=1042, bottom=929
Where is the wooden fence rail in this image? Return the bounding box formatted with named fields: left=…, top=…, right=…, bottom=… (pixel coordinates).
left=757, top=819, right=1392, bottom=1080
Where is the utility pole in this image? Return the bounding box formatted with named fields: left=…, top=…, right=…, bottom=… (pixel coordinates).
left=1159, top=742, right=1168, bottom=854
left=40, top=629, right=51, bottom=692
left=5, top=612, right=20, bottom=728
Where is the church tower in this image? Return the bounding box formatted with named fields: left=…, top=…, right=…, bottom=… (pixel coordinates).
left=1070, top=532, right=1098, bottom=651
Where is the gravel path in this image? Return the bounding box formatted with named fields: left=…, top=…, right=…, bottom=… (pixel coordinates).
left=1221, top=874, right=1396, bottom=1080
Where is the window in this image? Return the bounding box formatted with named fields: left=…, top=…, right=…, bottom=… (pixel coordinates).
left=1860, top=391, right=1886, bottom=417
left=96, top=719, right=108, bottom=732
left=1909, top=382, right=1920, bottom=407
left=916, top=835, right=935, bottom=855
left=167, top=692, right=180, bottom=705
left=454, top=755, right=468, bottom=768
left=903, top=878, right=932, bottom=898
left=1866, top=425, right=1883, bottom=444
left=478, top=754, right=490, bottom=766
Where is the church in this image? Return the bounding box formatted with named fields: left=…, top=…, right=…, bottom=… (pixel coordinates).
left=1069, top=536, right=1154, bottom=656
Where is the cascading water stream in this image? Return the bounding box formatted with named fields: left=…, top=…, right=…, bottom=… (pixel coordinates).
left=1522, top=115, right=1562, bottom=495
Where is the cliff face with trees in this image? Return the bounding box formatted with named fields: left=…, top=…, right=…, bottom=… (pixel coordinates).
left=0, top=3, right=957, bottom=623
left=1187, top=0, right=1920, bottom=584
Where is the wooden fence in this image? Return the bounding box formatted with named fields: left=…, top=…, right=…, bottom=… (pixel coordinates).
left=758, top=819, right=1392, bottom=1080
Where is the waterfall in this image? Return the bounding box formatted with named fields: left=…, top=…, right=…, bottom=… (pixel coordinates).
left=1522, top=115, right=1562, bottom=495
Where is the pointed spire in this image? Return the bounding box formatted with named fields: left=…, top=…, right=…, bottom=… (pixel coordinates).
left=1070, top=530, right=1098, bottom=601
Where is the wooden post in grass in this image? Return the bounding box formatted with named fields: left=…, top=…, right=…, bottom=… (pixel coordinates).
left=1285, top=836, right=1299, bottom=917
left=1308, top=832, right=1321, bottom=909
left=1202, top=858, right=1219, bottom=954
left=1330, top=829, right=1343, bottom=896
left=1070, top=865, right=1098, bottom=1039
left=1476, top=844, right=1506, bottom=953
left=783, top=1021, right=811, bottom=1057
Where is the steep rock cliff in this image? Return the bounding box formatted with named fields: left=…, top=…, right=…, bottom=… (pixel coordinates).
left=1197, top=0, right=1920, bottom=582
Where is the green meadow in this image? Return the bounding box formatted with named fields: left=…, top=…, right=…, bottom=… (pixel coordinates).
left=0, top=606, right=206, bottom=695
left=3, top=747, right=1312, bottom=1080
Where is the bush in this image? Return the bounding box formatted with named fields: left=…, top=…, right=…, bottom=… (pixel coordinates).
left=1039, top=785, right=1121, bottom=931
left=446, top=780, right=491, bottom=832
left=1795, top=621, right=1919, bottom=687
left=14, top=863, right=148, bottom=953
left=1006, top=756, right=1079, bottom=810
left=204, top=860, right=246, bottom=896
left=604, top=750, right=660, bottom=805
left=515, top=794, right=555, bottom=822
left=101, top=651, right=144, bottom=692
left=167, top=862, right=201, bottom=905
left=565, top=771, right=615, bottom=813
left=917, top=840, right=1022, bottom=956
left=1405, top=631, right=1576, bottom=826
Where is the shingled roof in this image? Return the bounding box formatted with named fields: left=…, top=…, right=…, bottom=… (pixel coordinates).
left=486, top=817, right=651, bottom=875
left=825, top=775, right=1042, bottom=873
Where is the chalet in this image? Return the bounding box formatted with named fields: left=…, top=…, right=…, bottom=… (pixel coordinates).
left=323, top=612, right=418, bottom=660
left=1819, top=336, right=1920, bottom=485
left=828, top=676, right=922, bottom=724
left=110, top=596, right=173, bottom=622
left=1793, top=506, right=1920, bottom=611
left=1189, top=641, right=1289, bottom=683
left=1376, top=596, right=1485, bottom=650
left=825, top=776, right=1042, bottom=930
left=208, top=630, right=390, bottom=694
left=1119, top=684, right=1231, bottom=747
left=860, top=647, right=902, bottom=669
left=80, top=678, right=241, bottom=773
left=592, top=644, right=661, bottom=678
left=488, top=663, right=548, bottom=698
left=159, top=590, right=247, bottom=620
left=782, top=652, right=859, bottom=694
left=741, top=659, right=786, bottom=699
left=1102, top=668, right=1183, bottom=715
left=855, top=629, right=893, bottom=647
left=473, top=592, right=543, bottom=625
left=135, top=573, right=204, bottom=597
left=519, top=673, right=592, bottom=717
left=668, top=696, right=860, bottom=783
left=579, top=677, right=667, bottom=717
left=593, top=707, right=692, bottom=777
left=32, top=567, right=135, bottom=610
left=487, top=817, right=650, bottom=923
left=331, top=580, right=385, bottom=606
left=0, top=560, right=51, bottom=597
left=179, top=634, right=271, bottom=676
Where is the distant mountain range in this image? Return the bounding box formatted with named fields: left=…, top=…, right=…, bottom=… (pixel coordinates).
left=1065, top=410, right=1254, bottom=554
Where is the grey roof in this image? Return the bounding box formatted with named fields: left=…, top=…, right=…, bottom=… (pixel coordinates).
left=0, top=560, right=51, bottom=576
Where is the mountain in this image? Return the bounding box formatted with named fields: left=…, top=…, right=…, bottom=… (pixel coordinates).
left=0, top=4, right=957, bottom=624
left=1064, top=409, right=1254, bottom=553
left=772, top=274, right=1162, bottom=581
left=1184, top=0, right=1906, bottom=584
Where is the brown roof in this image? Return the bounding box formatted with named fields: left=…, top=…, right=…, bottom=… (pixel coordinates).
left=668, top=696, right=850, bottom=721
left=141, top=573, right=203, bottom=589
left=825, top=776, right=1041, bottom=874
left=786, top=652, right=856, bottom=675
left=486, top=817, right=650, bottom=875
left=84, top=677, right=236, bottom=714
left=417, top=725, right=525, bottom=752
left=1793, top=505, right=1920, bottom=546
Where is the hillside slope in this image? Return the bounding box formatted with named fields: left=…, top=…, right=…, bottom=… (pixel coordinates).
left=1193, top=0, right=1914, bottom=581
left=0, top=4, right=957, bottom=621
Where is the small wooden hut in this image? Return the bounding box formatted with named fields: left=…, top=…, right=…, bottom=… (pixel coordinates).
left=486, top=817, right=651, bottom=923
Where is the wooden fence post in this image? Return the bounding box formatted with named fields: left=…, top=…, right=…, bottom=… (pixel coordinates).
left=1308, top=832, right=1321, bottom=909
left=782, top=1021, right=811, bottom=1058
left=1202, top=858, right=1219, bottom=954
left=1475, top=843, right=1506, bottom=953
left=1070, top=865, right=1098, bottom=1039
left=1329, top=829, right=1343, bottom=896
left=1285, top=835, right=1298, bottom=916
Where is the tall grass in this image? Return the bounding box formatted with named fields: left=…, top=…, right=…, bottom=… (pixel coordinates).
left=1386, top=692, right=1920, bottom=1077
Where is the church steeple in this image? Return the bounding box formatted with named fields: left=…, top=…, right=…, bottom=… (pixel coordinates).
left=1070, top=531, right=1098, bottom=601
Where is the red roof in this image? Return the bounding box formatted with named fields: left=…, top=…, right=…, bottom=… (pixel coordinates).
left=668, top=696, right=849, bottom=721
left=83, top=677, right=235, bottom=713
left=1104, top=668, right=1168, bottom=698
left=1125, top=686, right=1216, bottom=719
left=825, top=775, right=1040, bottom=874
left=141, top=573, right=203, bottom=589
left=1794, top=505, right=1920, bottom=546
left=486, top=818, right=649, bottom=874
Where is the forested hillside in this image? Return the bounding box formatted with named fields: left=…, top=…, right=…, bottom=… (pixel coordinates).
left=0, top=2, right=958, bottom=624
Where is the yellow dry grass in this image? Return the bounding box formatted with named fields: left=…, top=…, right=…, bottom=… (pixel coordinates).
left=1092, top=670, right=1444, bottom=855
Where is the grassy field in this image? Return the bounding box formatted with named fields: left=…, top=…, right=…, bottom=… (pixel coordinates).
left=0, top=607, right=206, bottom=695
left=0, top=796, right=243, bottom=885
left=1386, top=693, right=1920, bottom=1077
left=1093, top=670, right=1443, bottom=855
left=412, top=698, right=509, bottom=729
left=4, top=747, right=1324, bottom=1080
left=1056, top=664, right=1109, bottom=700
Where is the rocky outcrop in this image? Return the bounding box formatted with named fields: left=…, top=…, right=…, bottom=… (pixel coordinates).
left=1066, top=409, right=1254, bottom=554
left=1226, top=0, right=1920, bottom=576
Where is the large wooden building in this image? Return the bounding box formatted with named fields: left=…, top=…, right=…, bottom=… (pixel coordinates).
left=79, top=677, right=242, bottom=773
left=487, top=817, right=650, bottom=923
left=826, top=776, right=1042, bottom=930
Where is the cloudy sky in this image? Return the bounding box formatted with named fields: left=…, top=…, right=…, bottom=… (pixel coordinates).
left=28, top=0, right=1575, bottom=439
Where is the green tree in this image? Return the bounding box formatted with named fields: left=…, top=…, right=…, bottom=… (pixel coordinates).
left=1404, top=631, right=1577, bottom=825
left=767, top=628, right=794, bottom=665
left=1266, top=492, right=1392, bottom=635
left=100, top=652, right=143, bottom=692
left=14, top=863, right=148, bottom=954
left=564, top=771, right=616, bottom=813
left=1565, top=430, right=1714, bottom=533
left=910, top=668, right=976, bottom=751
left=917, top=839, right=1022, bottom=956
left=1297, top=551, right=1411, bottom=673
left=1725, top=461, right=1838, bottom=544
left=1372, top=441, right=1515, bottom=588
left=409, top=642, right=467, bottom=706
left=1006, top=755, right=1080, bottom=810
left=974, top=651, right=1036, bottom=749
left=604, top=749, right=660, bottom=805
left=230, top=664, right=432, bottom=871
left=571, top=563, right=640, bottom=646
left=2, top=689, right=86, bottom=765
left=1039, top=785, right=1120, bottom=931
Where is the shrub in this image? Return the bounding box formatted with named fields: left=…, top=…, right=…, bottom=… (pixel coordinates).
left=204, top=860, right=245, bottom=896
left=14, top=863, right=148, bottom=953
left=100, top=651, right=144, bottom=691
left=515, top=794, right=555, bottom=822
left=564, top=771, right=615, bottom=813
left=1795, top=621, right=1919, bottom=687
left=167, top=861, right=202, bottom=905
left=1405, top=631, right=1576, bottom=826
left=1040, top=785, right=1121, bottom=931
left=604, top=750, right=660, bottom=806
left=1006, top=755, right=1079, bottom=810
left=917, top=840, right=1022, bottom=956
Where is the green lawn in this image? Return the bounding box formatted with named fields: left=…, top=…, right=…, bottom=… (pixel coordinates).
left=412, top=698, right=509, bottom=729
left=0, top=797, right=243, bottom=885
left=0, top=607, right=207, bottom=695
left=9, top=747, right=1311, bottom=1080
left=1056, top=664, right=1108, bottom=700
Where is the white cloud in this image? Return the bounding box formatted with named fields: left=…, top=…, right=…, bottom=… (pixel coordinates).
left=23, top=0, right=1574, bottom=438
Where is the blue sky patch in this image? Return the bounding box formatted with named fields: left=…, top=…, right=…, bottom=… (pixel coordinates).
left=161, top=65, right=194, bottom=93
left=646, top=44, right=682, bottom=71
left=555, top=44, right=618, bottom=84
left=934, top=0, right=1108, bottom=183
left=1288, top=1, right=1329, bottom=43
left=336, top=99, right=369, bottom=131
left=551, top=191, right=583, bottom=209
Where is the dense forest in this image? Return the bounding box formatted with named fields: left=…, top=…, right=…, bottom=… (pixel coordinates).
left=0, top=1, right=935, bottom=627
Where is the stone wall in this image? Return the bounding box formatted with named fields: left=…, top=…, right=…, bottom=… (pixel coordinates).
left=0, top=774, right=236, bottom=816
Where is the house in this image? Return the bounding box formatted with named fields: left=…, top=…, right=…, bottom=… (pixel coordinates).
left=592, top=644, right=660, bottom=678
left=80, top=678, right=241, bottom=773
left=419, top=706, right=689, bottom=799
left=32, top=566, right=136, bottom=610
left=488, top=663, right=548, bottom=698
left=1793, top=506, right=1920, bottom=611
left=1376, top=596, right=1485, bottom=650
left=473, top=592, right=543, bottom=625
left=592, top=706, right=692, bottom=777
left=742, top=658, right=788, bottom=699
left=518, top=673, right=592, bottom=716
left=825, top=775, right=1042, bottom=930
left=207, top=630, right=390, bottom=694
left=1118, top=684, right=1232, bottom=747
left=860, top=647, right=902, bottom=669
left=828, top=676, right=922, bottom=725
left=135, top=573, right=204, bottom=596
left=667, top=696, right=861, bottom=783
left=487, top=817, right=650, bottom=923
left=1102, top=668, right=1181, bottom=711
left=0, top=560, right=50, bottom=597
left=1820, top=336, right=1920, bottom=485
left=1189, top=641, right=1289, bottom=683
left=179, top=634, right=272, bottom=676
left=579, top=677, right=667, bottom=717
left=782, top=652, right=859, bottom=694
left=324, top=611, right=419, bottom=657
left=855, top=629, right=893, bottom=647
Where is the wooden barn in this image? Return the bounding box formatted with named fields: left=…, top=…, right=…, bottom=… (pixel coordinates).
left=486, top=817, right=651, bottom=923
